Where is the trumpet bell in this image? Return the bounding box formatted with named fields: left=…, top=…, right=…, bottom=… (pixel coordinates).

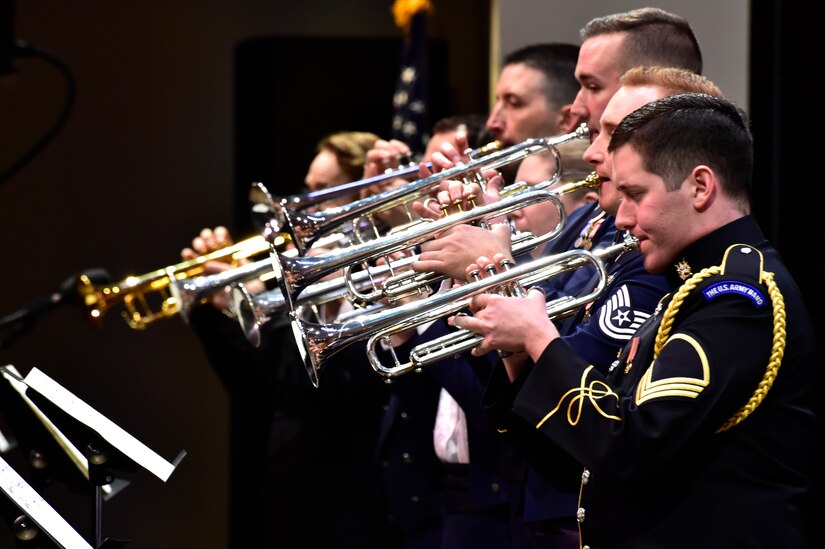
left=291, top=313, right=332, bottom=388
left=230, top=282, right=274, bottom=348
left=249, top=181, right=284, bottom=234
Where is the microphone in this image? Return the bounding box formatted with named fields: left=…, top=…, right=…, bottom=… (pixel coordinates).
left=0, top=269, right=112, bottom=346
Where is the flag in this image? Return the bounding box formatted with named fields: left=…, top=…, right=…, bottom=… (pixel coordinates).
left=390, top=0, right=433, bottom=158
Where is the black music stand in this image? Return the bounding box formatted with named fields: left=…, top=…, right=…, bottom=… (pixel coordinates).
left=0, top=367, right=124, bottom=500
left=0, top=365, right=185, bottom=548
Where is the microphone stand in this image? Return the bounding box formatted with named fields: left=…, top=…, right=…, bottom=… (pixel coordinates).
left=0, top=293, right=63, bottom=350
left=0, top=269, right=111, bottom=350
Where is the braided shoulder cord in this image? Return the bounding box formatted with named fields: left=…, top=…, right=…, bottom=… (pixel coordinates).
left=652, top=267, right=786, bottom=433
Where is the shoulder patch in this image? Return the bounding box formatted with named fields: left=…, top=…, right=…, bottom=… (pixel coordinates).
left=597, top=284, right=650, bottom=340
left=702, top=281, right=766, bottom=307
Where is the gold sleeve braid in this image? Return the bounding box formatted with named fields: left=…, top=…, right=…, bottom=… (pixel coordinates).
left=653, top=266, right=786, bottom=433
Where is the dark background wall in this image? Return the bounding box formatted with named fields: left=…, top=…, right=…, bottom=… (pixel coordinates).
left=0, top=1, right=817, bottom=548
left=0, top=1, right=486, bottom=548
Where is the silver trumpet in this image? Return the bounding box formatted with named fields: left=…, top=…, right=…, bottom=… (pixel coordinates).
left=376, top=234, right=640, bottom=379
left=273, top=184, right=567, bottom=312
left=273, top=169, right=603, bottom=311
left=250, top=140, right=504, bottom=236
left=292, top=235, right=640, bottom=388
left=282, top=124, right=589, bottom=253
left=170, top=257, right=275, bottom=322
left=229, top=256, right=416, bottom=347
left=370, top=173, right=603, bottom=304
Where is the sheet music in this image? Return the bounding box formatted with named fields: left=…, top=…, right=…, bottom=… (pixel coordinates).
left=22, top=367, right=178, bottom=482
left=2, top=367, right=88, bottom=477
left=0, top=455, right=93, bottom=549
left=1, top=366, right=123, bottom=498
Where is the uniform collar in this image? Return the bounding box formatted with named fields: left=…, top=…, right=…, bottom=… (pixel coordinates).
left=664, top=215, right=766, bottom=289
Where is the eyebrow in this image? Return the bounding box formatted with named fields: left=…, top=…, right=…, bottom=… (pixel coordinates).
left=576, top=72, right=598, bottom=85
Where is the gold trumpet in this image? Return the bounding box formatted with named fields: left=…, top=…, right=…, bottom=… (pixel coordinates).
left=78, top=232, right=288, bottom=329
left=292, top=235, right=639, bottom=388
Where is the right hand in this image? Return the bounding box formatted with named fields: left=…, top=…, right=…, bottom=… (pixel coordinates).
left=180, top=226, right=244, bottom=311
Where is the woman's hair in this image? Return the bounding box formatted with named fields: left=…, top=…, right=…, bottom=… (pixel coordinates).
left=318, top=131, right=381, bottom=181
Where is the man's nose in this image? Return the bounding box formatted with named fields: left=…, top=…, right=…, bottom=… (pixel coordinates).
left=614, top=202, right=632, bottom=231
left=486, top=106, right=503, bottom=134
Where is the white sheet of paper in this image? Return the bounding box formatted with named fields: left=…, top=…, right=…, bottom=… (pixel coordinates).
left=22, top=367, right=177, bottom=482
left=0, top=455, right=93, bottom=549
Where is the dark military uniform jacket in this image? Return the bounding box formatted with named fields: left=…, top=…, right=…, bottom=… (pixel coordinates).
left=373, top=320, right=513, bottom=549
left=484, top=216, right=817, bottom=548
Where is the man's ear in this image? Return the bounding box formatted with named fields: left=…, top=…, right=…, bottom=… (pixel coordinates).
left=691, top=165, right=716, bottom=211
left=557, top=104, right=580, bottom=134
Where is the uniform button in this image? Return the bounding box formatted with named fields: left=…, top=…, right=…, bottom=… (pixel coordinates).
left=410, top=495, right=420, bottom=503
left=583, top=546, right=590, bottom=549
left=400, top=411, right=409, bottom=419
left=491, top=483, right=501, bottom=492
left=581, top=468, right=590, bottom=485
left=577, top=507, right=585, bottom=523
left=402, top=452, right=413, bottom=464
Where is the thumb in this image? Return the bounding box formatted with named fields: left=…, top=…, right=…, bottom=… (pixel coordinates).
left=485, top=174, right=504, bottom=201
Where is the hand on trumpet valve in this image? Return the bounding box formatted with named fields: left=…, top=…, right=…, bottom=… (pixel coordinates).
left=181, top=226, right=233, bottom=260
left=446, top=253, right=556, bottom=366
left=426, top=136, right=468, bottom=174
left=363, top=139, right=413, bottom=178
left=413, top=221, right=513, bottom=282
left=412, top=172, right=504, bottom=221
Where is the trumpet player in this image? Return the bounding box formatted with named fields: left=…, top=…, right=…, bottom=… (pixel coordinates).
left=350, top=114, right=518, bottom=549
left=367, top=42, right=588, bottom=549
left=454, top=91, right=816, bottom=549
left=409, top=7, right=710, bottom=541
left=432, top=12, right=723, bottom=545
left=180, top=131, right=397, bottom=549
